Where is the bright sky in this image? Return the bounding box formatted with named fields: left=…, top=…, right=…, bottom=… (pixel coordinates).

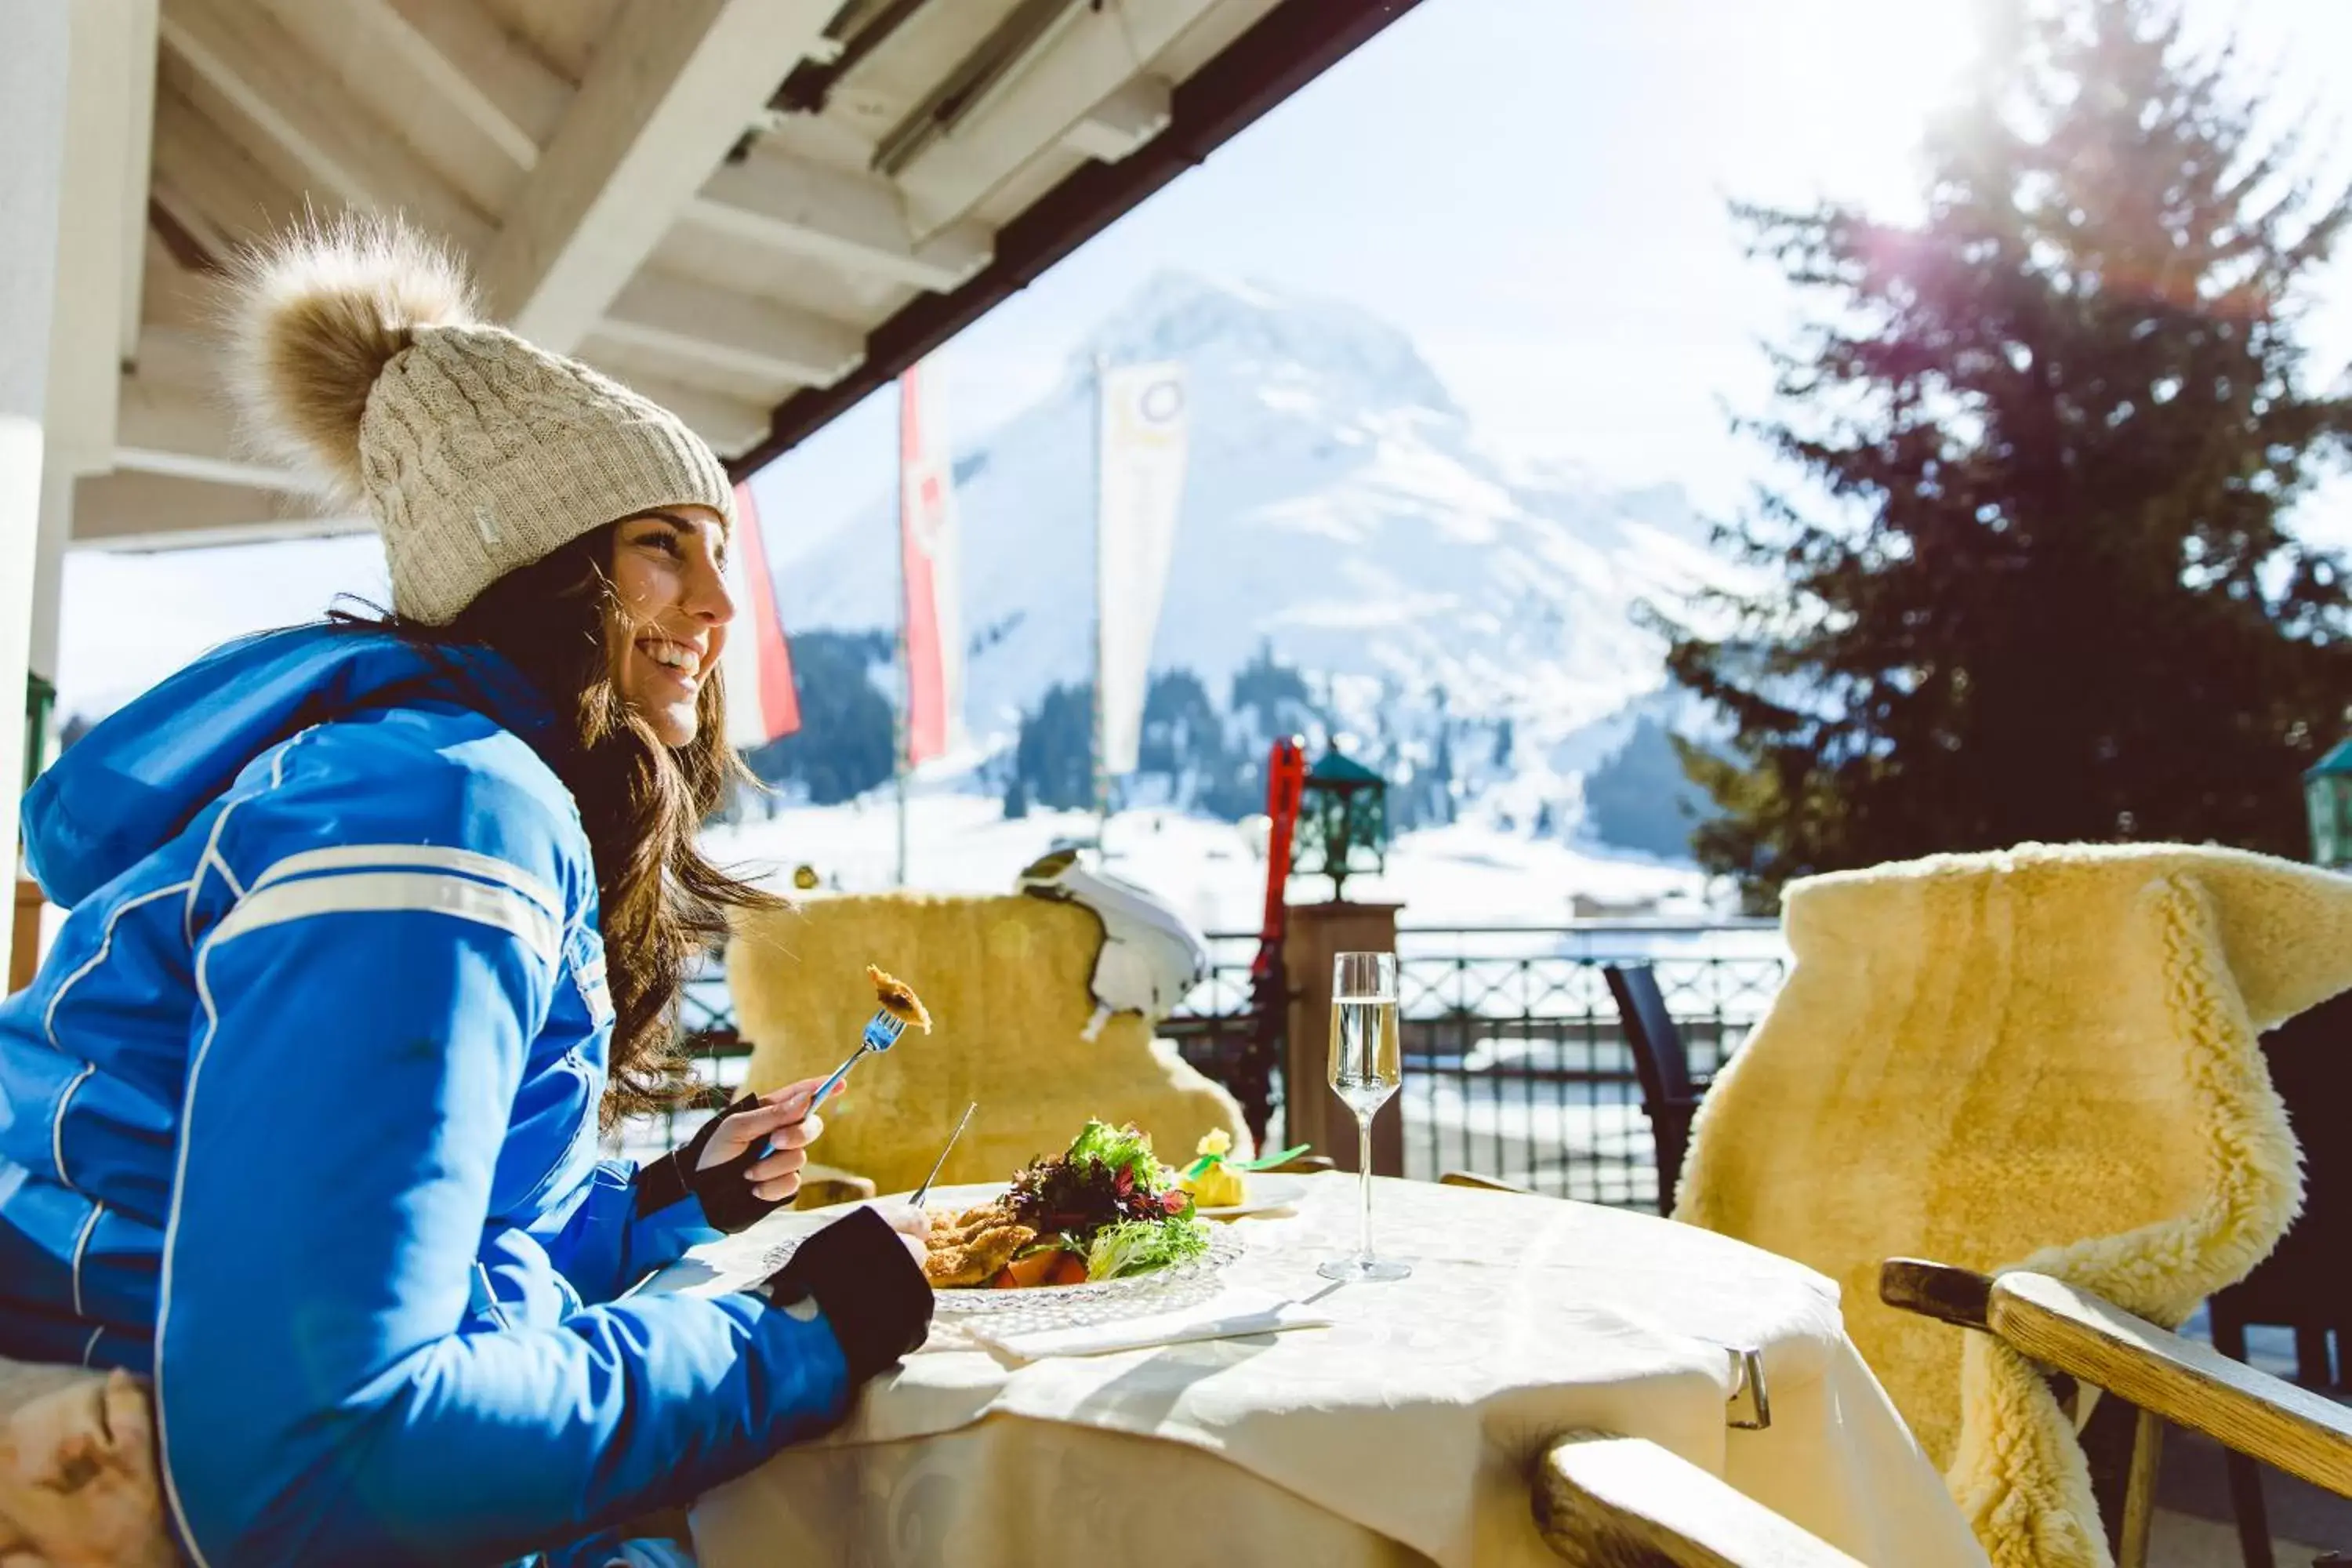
left=56, top=0, right=2352, bottom=719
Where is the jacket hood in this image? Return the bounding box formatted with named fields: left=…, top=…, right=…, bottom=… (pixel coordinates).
left=24, top=626, right=554, bottom=907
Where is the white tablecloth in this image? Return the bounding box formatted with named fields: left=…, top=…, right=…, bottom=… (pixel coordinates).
left=677, top=1174, right=1986, bottom=1567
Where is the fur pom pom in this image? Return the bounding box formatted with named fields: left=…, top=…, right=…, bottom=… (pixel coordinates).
left=220, top=215, right=479, bottom=503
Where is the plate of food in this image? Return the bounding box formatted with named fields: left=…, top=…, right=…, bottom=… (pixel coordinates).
left=914, top=1121, right=1243, bottom=1316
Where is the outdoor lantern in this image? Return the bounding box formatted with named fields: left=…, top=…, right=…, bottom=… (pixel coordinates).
left=2306, top=737, right=2352, bottom=870
left=1292, top=746, right=1388, bottom=900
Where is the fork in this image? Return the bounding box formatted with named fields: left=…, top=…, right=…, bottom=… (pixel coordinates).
left=909, top=1102, right=978, bottom=1209
left=810, top=1007, right=909, bottom=1106
left=765, top=1008, right=909, bottom=1153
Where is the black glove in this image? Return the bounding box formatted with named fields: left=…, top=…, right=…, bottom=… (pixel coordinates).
left=766, top=1206, right=935, bottom=1382
left=634, top=1093, right=793, bottom=1235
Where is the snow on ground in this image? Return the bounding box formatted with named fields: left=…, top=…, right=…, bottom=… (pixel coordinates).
left=646, top=793, right=1773, bottom=1195
left=702, top=790, right=1721, bottom=935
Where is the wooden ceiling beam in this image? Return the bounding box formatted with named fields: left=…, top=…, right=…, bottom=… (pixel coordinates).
left=71, top=469, right=365, bottom=551
left=688, top=145, right=991, bottom=294
left=600, top=272, right=862, bottom=388
left=347, top=0, right=569, bottom=173
left=113, top=327, right=310, bottom=494
left=158, top=0, right=490, bottom=252
left=147, top=69, right=310, bottom=261
left=477, top=0, right=839, bottom=354
left=892, top=0, right=1216, bottom=236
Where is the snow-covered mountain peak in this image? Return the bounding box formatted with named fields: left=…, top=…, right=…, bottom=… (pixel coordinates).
left=1068, top=269, right=1460, bottom=423
left=769, top=269, right=1736, bottom=789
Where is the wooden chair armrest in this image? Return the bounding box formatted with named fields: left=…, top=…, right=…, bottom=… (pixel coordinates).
left=793, top=1163, right=877, bottom=1210
left=1534, top=1432, right=1864, bottom=1566
left=1879, top=1258, right=1994, bottom=1330
left=1989, top=1270, right=2352, bottom=1498
left=1439, top=1171, right=1536, bottom=1194
left=1262, top=1153, right=1334, bottom=1174
left=1881, top=1258, right=2352, bottom=1499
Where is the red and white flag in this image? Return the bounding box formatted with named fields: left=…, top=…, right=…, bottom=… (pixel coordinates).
left=898, top=360, right=964, bottom=766
left=721, top=480, right=800, bottom=749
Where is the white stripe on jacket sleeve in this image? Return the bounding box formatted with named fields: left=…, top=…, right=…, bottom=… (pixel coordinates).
left=205, top=869, right=563, bottom=968
left=243, top=842, right=563, bottom=920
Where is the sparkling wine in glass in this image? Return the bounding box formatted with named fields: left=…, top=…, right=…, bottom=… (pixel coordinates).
left=1319, top=951, right=1410, bottom=1283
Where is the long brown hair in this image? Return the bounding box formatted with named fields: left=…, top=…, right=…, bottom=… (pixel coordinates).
left=343, top=521, right=782, bottom=1126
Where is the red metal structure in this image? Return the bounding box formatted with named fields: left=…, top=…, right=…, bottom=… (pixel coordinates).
left=1237, top=736, right=1308, bottom=1141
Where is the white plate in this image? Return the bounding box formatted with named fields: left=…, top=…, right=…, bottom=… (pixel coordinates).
left=925, top=1225, right=1246, bottom=1319
left=744, top=1205, right=1247, bottom=1323
left=1191, top=1173, right=1310, bottom=1220
left=873, top=1181, right=1250, bottom=1319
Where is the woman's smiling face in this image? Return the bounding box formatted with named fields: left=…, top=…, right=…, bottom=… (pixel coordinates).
left=606, top=506, right=735, bottom=747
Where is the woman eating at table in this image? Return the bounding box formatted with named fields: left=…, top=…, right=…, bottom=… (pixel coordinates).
left=0, top=216, right=933, bottom=1567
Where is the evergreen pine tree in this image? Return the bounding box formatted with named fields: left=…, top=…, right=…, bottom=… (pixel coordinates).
left=1430, top=705, right=1457, bottom=826
left=1138, top=668, right=1230, bottom=809
left=1229, top=642, right=1323, bottom=751
left=1585, top=717, right=1718, bottom=860
left=1010, top=681, right=1098, bottom=811
left=742, top=630, right=895, bottom=806
left=1661, top=0, right=2352, bottom=909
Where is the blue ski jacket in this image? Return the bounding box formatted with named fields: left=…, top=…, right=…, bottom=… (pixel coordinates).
left=0, top=626, right=858, bottom=1566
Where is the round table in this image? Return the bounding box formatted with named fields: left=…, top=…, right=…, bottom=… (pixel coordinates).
left=681, top=1174, right=1985, bottom=1567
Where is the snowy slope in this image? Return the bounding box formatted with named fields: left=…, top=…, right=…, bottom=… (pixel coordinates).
left=769, top=272, right=1727, bottom=765
left=706, top=793, right=1716, bottom=934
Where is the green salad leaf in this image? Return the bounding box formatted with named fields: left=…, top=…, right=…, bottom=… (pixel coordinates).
left=1084, top=1214, right=1211, bottom=1280
left=1064, top=1120, right=1167, bottom=1193
left=1009, top=1120, right=1192, bottom=1242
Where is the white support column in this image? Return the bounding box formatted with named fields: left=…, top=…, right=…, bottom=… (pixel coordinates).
left=0, top=0, right=71, bottom=963
left=30, top=462, right=72, bottom=702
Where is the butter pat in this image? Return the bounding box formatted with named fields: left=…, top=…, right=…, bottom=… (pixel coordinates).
left=1181, top=1162, right=1246, bottom=1208
left=1178, top=1129, right=1247, bottom=1207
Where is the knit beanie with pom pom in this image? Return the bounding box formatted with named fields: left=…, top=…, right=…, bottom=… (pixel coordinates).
left=221, top=216, right=735, bottom=625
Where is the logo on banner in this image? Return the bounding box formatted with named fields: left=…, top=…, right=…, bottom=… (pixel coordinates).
left=909, top=472, right=949, bottom=554
left=1139, top=376, right=1185, bottom=425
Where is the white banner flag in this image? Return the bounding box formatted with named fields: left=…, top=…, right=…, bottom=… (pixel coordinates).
left=1096, top=361, right=1189, bottom=777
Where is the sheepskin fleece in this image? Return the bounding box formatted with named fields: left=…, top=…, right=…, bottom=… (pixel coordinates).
left=1675, top=843, right=2352, bottom=1568
left=729, top=894, right=1250, bottom=1192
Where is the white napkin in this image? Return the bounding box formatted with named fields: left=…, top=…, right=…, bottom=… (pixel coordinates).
left=955, top=1284, right=1335, bottom=1361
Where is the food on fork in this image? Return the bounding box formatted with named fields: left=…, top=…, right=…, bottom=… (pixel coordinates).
left=920, top=1121, right=1208, bottom=1290
left=865, top=965, right=932, bottom=1032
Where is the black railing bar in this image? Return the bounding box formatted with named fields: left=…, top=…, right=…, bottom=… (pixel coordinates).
left=1399, top=918, right=1781, bottom=931
left=1396, top=922, right=1782, bottom=939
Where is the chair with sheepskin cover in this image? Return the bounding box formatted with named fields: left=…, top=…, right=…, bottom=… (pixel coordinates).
left=1674, top=842, right=2352, bottom=1568
left=728, top=893, right=1250, bottom=1195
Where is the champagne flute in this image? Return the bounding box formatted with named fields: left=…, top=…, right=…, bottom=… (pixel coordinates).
left=1318, top=951, right=1410, bottom=1283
